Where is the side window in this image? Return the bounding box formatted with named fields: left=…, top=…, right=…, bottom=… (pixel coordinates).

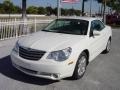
left=90, top=20, right=105, bottom=36
left=94, top=20, right=105, bottom=31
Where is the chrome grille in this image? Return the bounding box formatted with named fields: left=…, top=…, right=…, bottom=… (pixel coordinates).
left=19, top=46, right=46, bottom=61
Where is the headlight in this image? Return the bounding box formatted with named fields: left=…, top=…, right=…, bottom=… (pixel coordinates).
left=13, top=41, right=19, bottom=53
left=47, top=47, right=72, bottom=61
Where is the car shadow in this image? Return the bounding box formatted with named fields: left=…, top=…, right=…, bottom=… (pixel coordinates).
left=0, top=56, right=58, bottom=85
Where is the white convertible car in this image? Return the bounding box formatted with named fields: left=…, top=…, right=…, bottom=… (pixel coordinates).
left=11, top=17, right=112, bottom=80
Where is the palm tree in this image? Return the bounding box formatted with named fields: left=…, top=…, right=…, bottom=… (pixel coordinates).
left=95, top=0, right=103, bottom=15
left=95, top=0, right=111, bottom=14
left=95, top=0, right=110, bottom=22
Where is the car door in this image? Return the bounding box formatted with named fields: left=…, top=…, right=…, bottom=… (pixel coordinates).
left=94, top=20, right=107, bottom=50
left=88, top=20, right=106, bottom=61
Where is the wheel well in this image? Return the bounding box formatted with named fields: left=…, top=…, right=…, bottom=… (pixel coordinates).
left=83, top=49, right=89, bottom=65
left=109, top=36, right=111, bottom=41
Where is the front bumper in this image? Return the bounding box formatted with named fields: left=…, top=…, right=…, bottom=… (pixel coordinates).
left=10, top=52, right=74, bottom=80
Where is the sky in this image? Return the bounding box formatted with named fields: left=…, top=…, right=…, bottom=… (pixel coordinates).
left=0, top=0, right=102, bottom=14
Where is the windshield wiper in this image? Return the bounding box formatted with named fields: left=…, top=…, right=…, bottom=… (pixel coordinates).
left=42, top=30, right=52, bottom=32
left=42, top=30, right=82, bottom=35
left=42, top=29, right=48, bottom=31
left=57, top=31, right=81, bottom=35
left=42, top=30, right=58, bottom=33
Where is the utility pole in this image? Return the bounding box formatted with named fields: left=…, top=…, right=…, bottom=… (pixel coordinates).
left=82, top=0, right=85, bottom=16
left=57, top=0, right=61, bottom=19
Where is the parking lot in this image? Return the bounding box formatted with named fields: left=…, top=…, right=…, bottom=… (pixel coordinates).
left=0, top=29, right=120, bottom=90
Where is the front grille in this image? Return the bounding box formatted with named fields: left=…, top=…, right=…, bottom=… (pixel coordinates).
left=19, top=46, right=46, bottom=61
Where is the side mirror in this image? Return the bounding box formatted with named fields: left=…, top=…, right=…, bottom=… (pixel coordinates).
left=93, top=30, right=100, bottom=36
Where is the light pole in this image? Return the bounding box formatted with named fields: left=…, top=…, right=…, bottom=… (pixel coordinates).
left=89, top=0, right=92, bottom=17
left=103, top=0, right=106, bottom=23
left=57, top=0, right=61, bottom=18
left=82, top=0, right=85, bottom=16
left=22, top=0, right=27, bottom=34
left=8, top=1, right=11, bottom=18
left=22, top=0, right=27, bottom=20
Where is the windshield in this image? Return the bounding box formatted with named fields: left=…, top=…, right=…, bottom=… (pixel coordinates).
left=42, top=19, right=89, bottom=35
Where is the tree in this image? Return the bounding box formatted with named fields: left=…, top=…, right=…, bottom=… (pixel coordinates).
left=46, top=7, right=53, bottom=15
left=0, top=3, right=5, bottom=13
left=61, top=8, right=68, bottom=16
left=2, top=0, right=13, bottom=14
left=13, top=6, right=21, bottom=14
left=53, top=8, right=57, bottom=16
left=0, top=0, right=21, bottom=14
left=0, top=0, right=86, bottom=16
left=68, top=8, right=75, bottom=16
left=74, top=10, right=81, bottom=16
left=27, top=6, right=38, bottom=14
left=95, top=0, right=111, bottom=22
left=107, top=0, right=120, bottom=12
left=38, top=7, right=46, bottom=15
left=95, top=0, right=120, bottom=13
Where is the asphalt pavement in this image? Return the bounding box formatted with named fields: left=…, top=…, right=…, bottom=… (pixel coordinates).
left=0, top=29, right=120, bottom=90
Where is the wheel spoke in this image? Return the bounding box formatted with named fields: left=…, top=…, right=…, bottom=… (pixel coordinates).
left=78, top=56, right=86, bottom=76
left=107, top=40, right=111, bottom=51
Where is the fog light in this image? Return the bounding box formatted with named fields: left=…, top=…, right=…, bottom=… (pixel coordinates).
left=51, top=74, right=59, bottom=79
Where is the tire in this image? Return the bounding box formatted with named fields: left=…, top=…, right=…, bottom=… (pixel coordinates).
left=103, top=39, right=111, bottom=54
left=72, top=52, right=87, bottom=80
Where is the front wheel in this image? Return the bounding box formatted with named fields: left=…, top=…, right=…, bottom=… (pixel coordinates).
left=72, top=52, right=87, bottom=80
left=103, top=39, right=111, bottom=54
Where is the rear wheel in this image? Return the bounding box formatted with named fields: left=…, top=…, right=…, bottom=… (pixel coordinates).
left=72, top=52, right=87, bottom=80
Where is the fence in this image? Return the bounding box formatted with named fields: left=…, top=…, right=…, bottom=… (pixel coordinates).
left=0, top=18, right=52, bottom=40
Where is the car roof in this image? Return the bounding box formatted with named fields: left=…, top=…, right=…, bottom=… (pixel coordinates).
left=59, top=16, right=101, bottom=22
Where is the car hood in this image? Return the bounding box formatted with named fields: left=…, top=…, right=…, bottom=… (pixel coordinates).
left=18, top=31, right=85, bottom=52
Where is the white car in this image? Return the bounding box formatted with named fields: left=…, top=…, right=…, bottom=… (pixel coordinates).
left=10, top=17, right=112, bottom=80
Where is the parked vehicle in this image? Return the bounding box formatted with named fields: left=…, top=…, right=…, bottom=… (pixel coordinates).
left=10, top=17, right=112, bottom=80
left=106, top=14, right=120, bottom=25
